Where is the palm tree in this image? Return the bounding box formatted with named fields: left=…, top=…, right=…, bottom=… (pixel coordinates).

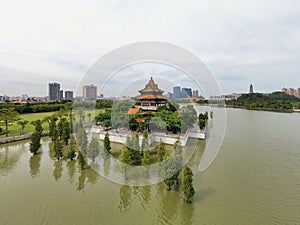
left=17, top=120, right=29, bottom=135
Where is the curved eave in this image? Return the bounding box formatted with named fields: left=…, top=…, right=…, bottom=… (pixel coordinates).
left=135, top=95, right=168, bottom=100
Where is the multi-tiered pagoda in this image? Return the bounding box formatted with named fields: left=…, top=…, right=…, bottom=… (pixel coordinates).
left=134, top=77, right=168, bottom=111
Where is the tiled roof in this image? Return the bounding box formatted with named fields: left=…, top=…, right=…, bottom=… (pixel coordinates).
left=136, top=117, right=146, bottom=123
left=135, top=95, right=167, bottom=100
left=128, top=108, right=139, bottom=115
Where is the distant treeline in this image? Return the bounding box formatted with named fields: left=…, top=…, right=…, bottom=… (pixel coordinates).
left=73, top=99, right=113, bottom=109
left=226, top=92, right=300, bottom=111
left=0, top=99, right=114, bottom=114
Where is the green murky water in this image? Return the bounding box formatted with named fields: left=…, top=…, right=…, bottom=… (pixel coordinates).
left=1, top=108, right=300, bottom=225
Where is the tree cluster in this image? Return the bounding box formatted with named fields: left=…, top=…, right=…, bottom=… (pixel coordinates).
left=160, top=140, right=195, bottom=203
left=198, top=112, right=208, bottom=129
left=0, top=101, right=72, bottom=114
left=226, top=92, right=300, bottom=110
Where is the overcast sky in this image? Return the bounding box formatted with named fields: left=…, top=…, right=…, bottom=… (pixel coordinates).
left=0, top=0, right=299, bottom=97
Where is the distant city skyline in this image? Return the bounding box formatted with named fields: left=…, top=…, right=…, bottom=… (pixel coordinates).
left=1, top=81, right=300, bottom=98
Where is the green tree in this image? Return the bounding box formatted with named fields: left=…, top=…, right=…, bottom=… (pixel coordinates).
left=102, top=119, right=111, bottom=129
left=174, top=139, right=183, bottom=170
left=104, top=132, right=111, bottom=153
left=57, top=118, right=65, bottom=140
left=49, top=116, right=58, bottom=139
left=62, top=121, right=71, bottom=145
left=54, top=139, right=63, bottom=160
left=182, top=166, right=195, bottom=203
left=120, top=145, right=131, bottom=180
left=88, top=138, right=100, bottom=162
left=157, top=140, right=166, bottom=163
left=17, top=120, right=29, bottom=135
left=55, top=108, right=67, bottom=120
left=32, top=119, right=43, bottom=135
left=0, top=106, right=20, bottom=137
left=29, top=120, right=43, bottom=155
left=77, top=128, right=88, bottom=156
left=141, top=143, right=151, bottom=173
left=198, top=113, right=207, bottom=130
left=180, top=105, right=197, bottom=132
left=141, top=130, right=148, bottom=153
left=29, top=132, right=41, bottom=154
left=130, top=132, right=141, bottom=165
left=68, top=135, right=77, bottom=160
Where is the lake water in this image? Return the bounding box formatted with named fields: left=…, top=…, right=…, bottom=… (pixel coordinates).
left=1, top=108, right=300, bottom=225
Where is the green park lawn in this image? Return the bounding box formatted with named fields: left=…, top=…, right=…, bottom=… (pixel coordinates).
left=0, top=112, right=54, bottom=138
left=0, top=109, right=105, bottom=138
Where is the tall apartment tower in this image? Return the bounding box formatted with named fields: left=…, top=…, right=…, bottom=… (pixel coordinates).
left=59, top=90, right=64, bottom=101
left=65, top=91, right=74, bottom=100
left=182, top=88, right=192, bottom=98
left=249, top=84, right=254, bottom=94
left=173, top=86, right=181, bottom=99
left=83, top=84, right=97, bottom=99
left=49, top=82, right=61, bottom=101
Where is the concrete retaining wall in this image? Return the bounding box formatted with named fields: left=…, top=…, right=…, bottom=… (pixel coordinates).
left=0, top=131, right=49, bottom=144
left=92, top=125, right=205, bottom=146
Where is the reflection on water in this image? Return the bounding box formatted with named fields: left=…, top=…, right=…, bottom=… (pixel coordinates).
left=67, top=160, right=76, bottom=182
left=158, top=185, right=180, bottom=225
left=140, top=185, right=152, bottom=210
left=29, top=154, right=41, bottom=178
left=103, top=157, right=111, bottom=177
left=77, top=166, right=100, bottom=192
left=0, top=142, right=26, bottom=176
left=180, top=201, right=195, bottom=225
left=77, top=169, right=87, bottom=191
left=53, top=161, right=63, bottom=181
left=119, top=185, right=132, bottom=212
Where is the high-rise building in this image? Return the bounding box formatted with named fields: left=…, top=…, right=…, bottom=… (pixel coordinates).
left=173, top=86, right=181, bottom=99
left=83, top=84, right=97, bottom=99
left=59, top=90, right=64, bottom=101
left=182, top=88, right=192, bottom=98
left=192, top=90, right=199, bottom=97
left=65, top=91, right=74, bottom=100
left=49, top=82, right=60, bottom=101
left=249, top=84, right=254, bottom=94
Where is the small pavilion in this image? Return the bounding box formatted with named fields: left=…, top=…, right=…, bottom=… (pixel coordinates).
left=134, top=77, right=168, bottom=111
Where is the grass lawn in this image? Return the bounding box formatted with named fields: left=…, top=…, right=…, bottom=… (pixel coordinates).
left=0, top=112, right=55, bottom=138
left=0, top=108, right=107, bottom=138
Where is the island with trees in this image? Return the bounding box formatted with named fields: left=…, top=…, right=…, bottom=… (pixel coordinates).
left=226, top=92, right=300, bottom=112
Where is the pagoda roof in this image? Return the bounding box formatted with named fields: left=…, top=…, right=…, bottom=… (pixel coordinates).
left=135, top=95, right=167, bottom=100
left=138, top=77, right=164, bottom=95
